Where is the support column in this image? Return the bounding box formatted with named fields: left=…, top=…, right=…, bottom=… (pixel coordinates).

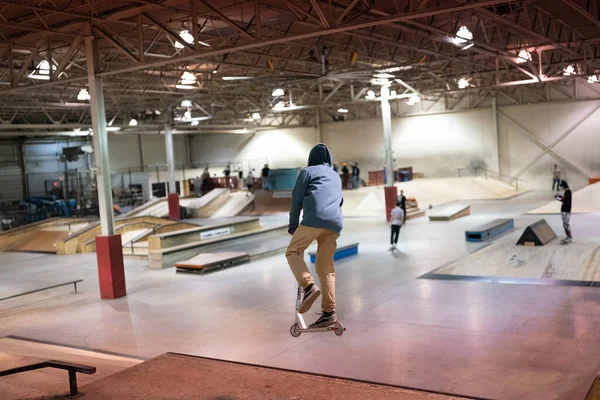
left=315, top=109, right=322, bottom=143
left=380, top=84, right=397, bottom=221
left=164, top=110, right=180, bottom=221
left=86, top=36, right=126, bottom=300
left=492, top=97, right=501, bottom=174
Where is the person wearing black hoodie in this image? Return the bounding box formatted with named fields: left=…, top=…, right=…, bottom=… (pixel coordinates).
left=286, top=143, right=343, bottom=329
left=556, top=180, right=573, bottom=243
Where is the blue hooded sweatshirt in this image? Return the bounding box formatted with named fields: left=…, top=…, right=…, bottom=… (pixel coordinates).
left=289, top=144, right=343, bottom=235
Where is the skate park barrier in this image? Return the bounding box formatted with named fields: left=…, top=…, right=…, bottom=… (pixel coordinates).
left=148, top=224, right=287, bottom=269
left=516, top=219, right=556, bottom=246
left=176, top=252, right=250, bottom=273
left=428, top=204, right=471, bottom=221
left=147, top=218, right=261, bottom=251
left=309, top=243, right=359, bottom=263
left=465, top=219, right=514, bottom=242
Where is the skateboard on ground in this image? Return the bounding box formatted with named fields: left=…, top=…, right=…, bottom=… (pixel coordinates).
left=289, top=286, right=345, bottom=338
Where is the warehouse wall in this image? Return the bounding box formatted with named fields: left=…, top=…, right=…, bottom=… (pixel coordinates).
left=322, top=108, right=498, bottom=179
left=498, top=99, right=600, bottom=191
left=17, top=96, right=600, bottom=194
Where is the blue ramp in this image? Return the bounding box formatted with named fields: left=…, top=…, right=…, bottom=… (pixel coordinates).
left=309, top=243, right=359, bottom=263
left=465, top=219, right=514, bottom=242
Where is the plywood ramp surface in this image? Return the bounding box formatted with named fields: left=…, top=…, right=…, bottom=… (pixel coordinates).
left=0, top=337, right=141, bottom=400
left=10, top=230, right=70, bottom=253
left=529, top=182, right=600, bottom=214
left=246, top=190, right=291, bottom=215
left=429, top=205, right=471, bottom=221
left=433, top=236, right=600, bottom=282
left=176, top=252, right=249, bottom=270
left=79, top=353, right=465, bottom=400
left=211, top=192, right=254, bottom=218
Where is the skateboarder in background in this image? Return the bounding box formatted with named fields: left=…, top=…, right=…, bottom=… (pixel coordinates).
left=390, top=201, right=404, bottom=250
left=555, top=180, right=572, bottom=243
left=286, top=143, right=343, bottom=329
left=552, top=164, right=561, bottom=192
left=245, top=169, right=255, bottom=196
left=261, top=164, right=271, bottom=191
left=398, top=190, right=407, bottom=223
left=352, top=162, right=360, bottom=189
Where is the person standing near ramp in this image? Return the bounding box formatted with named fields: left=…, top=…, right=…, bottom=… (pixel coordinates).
left=286, top=144, right=343, bottom=329
left=555, top=180, right=572, bottom=243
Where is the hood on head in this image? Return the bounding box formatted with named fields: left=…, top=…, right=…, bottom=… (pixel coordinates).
left=307, top=143, right=333, bottom=167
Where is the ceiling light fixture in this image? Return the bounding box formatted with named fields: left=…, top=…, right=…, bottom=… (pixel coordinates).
left=458, top=78, right=470, bottom=89
left=28, top=60, right=55, bottom=80
left=129, top=118, right=138, bottom=126
left=273, top=101, right=286, bottom=111
left=176, top=71, right=198, bottom=89
left=191, top=120, right=199, bottom=126
left=77, top=88, right=90, bottom=101
left=563, top=65, right=575, bottom=76
left=174, top=30, right=194, bottom=49
left=588, top=75, right=599, bottom=83
left=407, top=95, right=420, bottom=105
left=517, top=49, right=532, bottom=63
left=453, top=26, right=473, bottom=45
left=251, top=112, right=261, bottom=120
left=181, top=99, right=192, bottom=107
left=272, top=88, right=285, bottom=97
left=337, top=108, right=348, bottom=113
left=365, top=90, right=377, bottom=100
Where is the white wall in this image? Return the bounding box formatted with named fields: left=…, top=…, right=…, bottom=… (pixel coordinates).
left=189, top=127, right=317, bottom=173
left=322, top=108, right=497, bottom=179
left=498, top=100, right=600, bottom=191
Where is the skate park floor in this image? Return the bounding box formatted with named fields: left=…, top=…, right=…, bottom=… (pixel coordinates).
left=1, top=192, right=600, bottom=399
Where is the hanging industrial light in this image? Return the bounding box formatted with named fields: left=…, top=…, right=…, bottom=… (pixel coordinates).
left=28, top=60, right=55, bottom=80
left=458, top=78, right=470, bottom=89
left=517, top=49, right=532, bottom=63
left=271, top=88, right=284, bottom=97
left=453, top=26, right=473, bottom=45
left=77, top=88, right=91, bottom=101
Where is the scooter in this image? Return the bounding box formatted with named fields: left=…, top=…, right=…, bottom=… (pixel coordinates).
left=289, top=286, right=345, bottom=337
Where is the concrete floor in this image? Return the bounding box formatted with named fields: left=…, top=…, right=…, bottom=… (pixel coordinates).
left=1, top=192, right=600, bottom=400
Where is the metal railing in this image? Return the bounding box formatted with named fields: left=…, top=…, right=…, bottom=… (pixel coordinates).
left=0, top=280, right=82, bottom=302
left=0, top=360, right=96, bottom=396
left=457, top=167, right=522, bottom=191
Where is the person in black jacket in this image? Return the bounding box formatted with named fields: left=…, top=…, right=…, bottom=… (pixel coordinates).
left=555, top=180, right=572, bottom=243
left=398, top=190, right=407, bottom=223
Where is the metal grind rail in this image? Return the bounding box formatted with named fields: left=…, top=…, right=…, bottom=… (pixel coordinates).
left=0, top=279, right=82, bottom=302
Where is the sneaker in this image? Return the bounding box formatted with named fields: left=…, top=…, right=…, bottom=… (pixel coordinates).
left=298, top=284, right=320, bottom=314
left=389, top=245, right=394, bottom=251
left=308, top=311, right=338, bottom=329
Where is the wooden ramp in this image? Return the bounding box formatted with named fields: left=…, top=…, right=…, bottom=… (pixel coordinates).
left=10, top=230, right=70, bottom=253
left=78, top=353, right=466, bottom=400
left=176, top=252, right=249, bottom=273
left=428, top=204, right=470, bottom=221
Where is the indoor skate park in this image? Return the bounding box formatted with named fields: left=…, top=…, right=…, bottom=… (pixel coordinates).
left=2, top=0, right=600, bottom=399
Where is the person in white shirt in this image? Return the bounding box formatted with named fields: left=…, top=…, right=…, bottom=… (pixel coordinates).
left=390, top=201, right=404, bottom=250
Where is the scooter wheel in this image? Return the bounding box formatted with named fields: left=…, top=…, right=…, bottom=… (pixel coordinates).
left=334, top=322, right=345, bottom=336
left=290, top=323, right=301, bottom=338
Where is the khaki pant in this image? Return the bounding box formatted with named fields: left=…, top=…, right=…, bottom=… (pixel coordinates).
left=286, top=225, right=339, bottom=312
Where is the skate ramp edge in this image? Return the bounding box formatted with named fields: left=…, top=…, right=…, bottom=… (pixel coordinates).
left=428, top=205, right=471, bottom=221
left=77, top=352, right=477, bottom=400
left=148, top=223, right=286, bottom=269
